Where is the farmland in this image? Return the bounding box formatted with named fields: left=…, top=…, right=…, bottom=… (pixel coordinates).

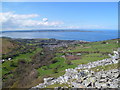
left=1, top=37, right=119, bottom=88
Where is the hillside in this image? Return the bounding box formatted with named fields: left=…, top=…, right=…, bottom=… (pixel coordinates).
left=1, top=37, right=20, bottom=54
left=32, top=39, right=119, bottom=88
left=1, top=38, right=119, bottom=88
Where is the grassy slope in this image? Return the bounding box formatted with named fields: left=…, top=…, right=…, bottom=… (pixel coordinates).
left=44, top=39, right=119, bottom=88
left=1, top=38, right=19, bottom=54
left=68, top=39, right=118, bottom=53
left=2, top=38, right=119, bottom=88
left=90, top=63, right=119, bottom=72
left=2, top=48, right=42, bottom=81
left=67, top=39, right=118, bottom=65
left=37, top=57, right=77, bottom=78
left=36, top=39, right=119, bottom=84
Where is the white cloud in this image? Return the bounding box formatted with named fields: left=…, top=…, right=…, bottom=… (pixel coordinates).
left=42, top=18, right=48, bottom=22
left=1, top=12, right=63, bottom=30
left=0, top=12, right=39, bottom=22
left=0, top=12, right=114, bottom=31
left=77, top=25, right=109, bottom=29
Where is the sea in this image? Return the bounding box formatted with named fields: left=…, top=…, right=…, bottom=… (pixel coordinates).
left=1, top=30, right=118, bottom=42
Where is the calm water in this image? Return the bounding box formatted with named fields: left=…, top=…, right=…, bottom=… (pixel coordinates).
left=1, top=30, right=118, bottom=42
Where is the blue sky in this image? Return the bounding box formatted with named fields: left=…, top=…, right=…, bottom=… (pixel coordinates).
left=1, top=2, right=118, bottom=30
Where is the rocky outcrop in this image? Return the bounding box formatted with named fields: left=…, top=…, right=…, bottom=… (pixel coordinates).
left=31, top=50, right=120, bottom=89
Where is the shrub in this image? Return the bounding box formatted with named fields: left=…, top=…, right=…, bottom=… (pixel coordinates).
left=53, top=68, right=58, bottom=73
left=101, top=41, right=107, bottom=44
left=66, top=60, right=72, bottom=65
left=51, top=59, right=58, bottom=64
left=10, top=61, right=17, bottom=67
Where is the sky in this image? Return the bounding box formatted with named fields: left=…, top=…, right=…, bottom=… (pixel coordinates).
left=2, top=0, right=119, bottom=2
left=1, top=2, right=118, bottom=31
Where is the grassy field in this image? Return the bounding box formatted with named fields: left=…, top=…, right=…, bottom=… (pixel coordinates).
left=68, top=40, right=118, bottom=53
left=71, top=53, right=109, bottom=65
left=64, top=39, right=118, bottom=65
left=2, top=48, right=42, bottom=80
left=43, top=39, right=119, bottom=88
left=2, top=38, right=119, bottom=88
left=37, top=57, right=77, bottom=78
left=36, top=39, right=119, bottom=79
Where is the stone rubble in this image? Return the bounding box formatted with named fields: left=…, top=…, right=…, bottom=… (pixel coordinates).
left=31, top=50, right=120, bottom=89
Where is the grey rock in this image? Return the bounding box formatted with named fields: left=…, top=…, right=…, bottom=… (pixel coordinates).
left=82, top=80, right=91, bottom=87
left=31, top=50, right=120, bottom=89
left=109, top=83, right=118, bottom=88
left=101, top=83, right=108, bottom=88
left=95, top=82, right=101, bottom=88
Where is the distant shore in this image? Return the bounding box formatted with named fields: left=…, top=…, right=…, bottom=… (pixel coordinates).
left=1, top=30, right=117, bottom=42
left=2, top=29, right=103, bottom=33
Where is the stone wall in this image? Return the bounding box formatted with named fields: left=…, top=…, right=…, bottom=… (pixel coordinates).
left=31, top=49, right=120, bottom=89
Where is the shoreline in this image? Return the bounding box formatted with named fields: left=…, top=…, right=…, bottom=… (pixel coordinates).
left=0, top=37, right=119, bottom=42
left=2, top=29, right=104, bottom=33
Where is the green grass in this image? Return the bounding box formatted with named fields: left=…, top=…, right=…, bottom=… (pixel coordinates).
left=90, top=63, right=119, bottom=72
left=2, top=48, right=42, bottom=77
left=43, top=39, right=119, bottom=88
left=2, top=39, right=119, bottom=88
left=61, top=39, right=119, bottom=65
left=38, top=39, right=119, bottom=80
left=37, top=57, right=77, bottom=78
left=37, top=39, right=119, bottom=79
left=67, top=39, right=118, bottom=53
left=12, top=48, right=42, bottom=61
left=55, top=53, right=65, bottom=57
left=71, top=53, right=109, bottom=65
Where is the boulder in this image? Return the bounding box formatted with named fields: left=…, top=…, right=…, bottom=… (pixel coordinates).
left=100, top=74, right=106, bottom=79
left=95, top=82, right=101, bottom=88
left=101, top=83, right=108, bottom=88
left=109, top=83, right=118, bottom=88
left=89, top=77, right=96, bottom=83
left=82, top=80, right=91, bottom=87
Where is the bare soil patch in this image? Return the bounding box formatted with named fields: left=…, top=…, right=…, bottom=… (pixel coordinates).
left=65, top=55, right=81, bottom=60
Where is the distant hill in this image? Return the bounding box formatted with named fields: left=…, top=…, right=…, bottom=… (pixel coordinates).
left=1, top=37, right=19, bottom=54
left=2, top=29, right=102, bottom=33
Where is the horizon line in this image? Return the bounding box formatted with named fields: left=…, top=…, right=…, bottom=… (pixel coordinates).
left=1, top=29, right=118, bottom=32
